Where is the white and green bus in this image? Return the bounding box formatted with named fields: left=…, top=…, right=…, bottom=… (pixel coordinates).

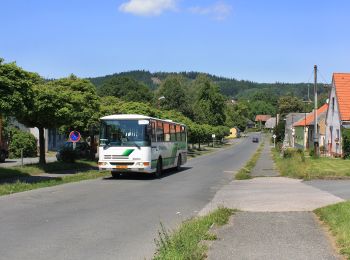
left=98, top=114, right=187, bottom=178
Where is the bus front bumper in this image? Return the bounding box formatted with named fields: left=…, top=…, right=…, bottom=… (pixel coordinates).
left=98, top=161, right=154, bottom=173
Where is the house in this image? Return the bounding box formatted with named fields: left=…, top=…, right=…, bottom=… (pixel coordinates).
left=228, top=127, right=240, bottom=139
left=255, top=115, right=271, bottom=129
left=325, top=73, right=350, bottom=156
left=265, top=117, right=276, bottom=130
left=283, top=113, right=305, bottom=147
left=293, top=104, right=328, bottom=150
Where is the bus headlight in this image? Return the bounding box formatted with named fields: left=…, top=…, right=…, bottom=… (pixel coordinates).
left=135, top=162, right=150, bottom=167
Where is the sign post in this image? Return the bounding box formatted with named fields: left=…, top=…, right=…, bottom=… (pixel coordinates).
left=212, top=134, right=216, bottom=147
left=272, top=134, right=276, bottom=148
left=69, top=131, right=81, bottom=150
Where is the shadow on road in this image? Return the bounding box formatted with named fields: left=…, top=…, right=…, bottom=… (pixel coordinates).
left=103, top=167, right=192, bottom=181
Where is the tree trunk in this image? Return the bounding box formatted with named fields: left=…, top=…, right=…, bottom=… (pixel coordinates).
left=38, top=127, right=46, bottom=164
left=198, top=141, right=201, bottom=150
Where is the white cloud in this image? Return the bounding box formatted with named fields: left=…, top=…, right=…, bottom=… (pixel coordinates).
left=189, top=2, right=232, bottom=20
left=119, top=0, right=177, bottom=16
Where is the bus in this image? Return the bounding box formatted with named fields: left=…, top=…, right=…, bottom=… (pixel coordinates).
left=98, top=114, right=187, bottom=178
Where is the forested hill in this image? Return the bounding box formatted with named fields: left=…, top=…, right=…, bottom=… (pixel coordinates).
left=88, top=70, right=327, bottom=100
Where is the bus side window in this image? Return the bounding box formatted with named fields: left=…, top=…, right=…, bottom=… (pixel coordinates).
left=151, top=121, right=156, bottom=142
left=156, top=121, right=164, bottom=142
left=181, top=126, right=186, bottom=142
left=170, top=124, right=176, bottom=141
left=176, top=125, right=181, bottom=141
left=164, top=123, right=170, bottom=142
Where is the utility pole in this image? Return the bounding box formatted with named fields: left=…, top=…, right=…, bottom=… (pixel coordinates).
left=313, top=65, right=319, bottom=157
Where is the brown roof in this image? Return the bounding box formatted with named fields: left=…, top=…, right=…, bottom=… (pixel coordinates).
left=333, top=73, right=350, bottom=121
left=293, top=104, right=328, bottom=127
left=255, top=115, right=271, bottom=122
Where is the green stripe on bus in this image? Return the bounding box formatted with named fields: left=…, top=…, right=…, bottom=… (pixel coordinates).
left=122, top=149, right=134, bottom=156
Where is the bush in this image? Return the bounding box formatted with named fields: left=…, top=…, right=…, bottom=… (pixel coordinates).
left=59, top=147, right=78, bottom=163
left=309, top=148, right=315, bottom=157
left=8, top=128, right=37, bottom=158
left=342, top=128, right=350, bottom=159
left=283, top=148, right=305, bottom=162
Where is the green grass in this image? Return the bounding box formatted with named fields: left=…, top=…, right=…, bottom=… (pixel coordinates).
left=315, top=201, right=350, bottom=259
left=154, top=207, right=235, bottom=260
left=0, top=170, right=110, bottom=196
left=0, top=160, right=97, bottom=180
left=188, top=143, right=232, bottom=159
left=235, top=140, right=264, bottom=180
left=272, top=149, right=350, bottom=179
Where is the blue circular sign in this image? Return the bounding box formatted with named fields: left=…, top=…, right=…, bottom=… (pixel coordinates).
left=69, top=131, right=81, bottom=143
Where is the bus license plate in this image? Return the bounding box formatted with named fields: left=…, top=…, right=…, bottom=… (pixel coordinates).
left=116, top=165, right=128, bottom=169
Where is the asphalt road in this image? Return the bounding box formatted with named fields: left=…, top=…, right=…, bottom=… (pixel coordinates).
left=0, top=135, right=259, bottom=260
left=305, top=179, right=350, bottom=200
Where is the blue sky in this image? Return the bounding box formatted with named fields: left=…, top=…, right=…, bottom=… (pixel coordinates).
left=1, top=0, right=350, bottom=83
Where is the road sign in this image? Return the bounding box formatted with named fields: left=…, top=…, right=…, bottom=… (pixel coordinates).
left=272, top=134, right=276, bottom=139
left=69, top=131, right=81, bottom=143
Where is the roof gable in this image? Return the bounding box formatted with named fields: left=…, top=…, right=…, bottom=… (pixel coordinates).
left=333, top=73, right=350, bottom=121
left=255, top=115, right=271, bottom=122
left=293, top=104, right=328, bottom=127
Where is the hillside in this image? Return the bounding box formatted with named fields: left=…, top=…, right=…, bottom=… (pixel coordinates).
left=88, top=70, right=328, bottom=100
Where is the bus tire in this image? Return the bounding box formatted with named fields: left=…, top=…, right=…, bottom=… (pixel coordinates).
left=155, top=158, right=162, bottom=178
left=176, top=154, right=182, bottom=171
left=0, top=150, right=6, bottom=163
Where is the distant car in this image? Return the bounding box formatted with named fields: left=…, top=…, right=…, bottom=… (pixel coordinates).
left=252, top=137, right=259, bottom=143
left=56, top=141, right=90, bottom=161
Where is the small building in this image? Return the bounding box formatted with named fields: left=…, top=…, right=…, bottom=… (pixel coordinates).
left=255, top=115, right=271, bottom=129
left=283, top=113, right=305, bottom=147
left=293, top=104, right=328, bottom=150
left=325, top=73, right=350, bottom=156
left=228, top=127, right=240, bottom=139
left=265, top=117, right=276, bottom=129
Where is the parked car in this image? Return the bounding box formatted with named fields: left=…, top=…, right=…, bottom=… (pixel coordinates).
left=252, top=137, right=259, bottom=143
left=56, top=141, right=90, bottom=161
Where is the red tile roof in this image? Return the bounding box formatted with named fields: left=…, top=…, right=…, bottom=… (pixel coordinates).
left=293, top=104, right=328, bottom=127
left=333, top=73, right=350, bottom=121
left=255, top=115, right=271, bottom=122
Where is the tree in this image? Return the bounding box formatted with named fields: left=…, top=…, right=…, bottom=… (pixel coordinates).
left=278, top=95, right=303, bottom=117
left=192, top=75, right=226, bottom=126
left=97, top=76, right=153, bottom=103
left=0, top=58, right=41, bottom=116
left=157, top=75, right=193, bottom=118
left=18, top=75, right=100, bottom=164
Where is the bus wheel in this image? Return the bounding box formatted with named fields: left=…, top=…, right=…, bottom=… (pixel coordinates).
left=0, top=150, right=5, bottom=163
left=155, top=158, right=162, bottom=178
left=176, top=154, right=182, bottom=171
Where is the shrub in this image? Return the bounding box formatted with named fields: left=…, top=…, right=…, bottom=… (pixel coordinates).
left=8, top=128, right=37, bottom=158
left=342, top=128, right=350, bottom=159
left=309, top=148, right=315, bottom=157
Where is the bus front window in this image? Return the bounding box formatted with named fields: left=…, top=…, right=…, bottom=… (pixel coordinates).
left=100, top=120, right=151, bottom=147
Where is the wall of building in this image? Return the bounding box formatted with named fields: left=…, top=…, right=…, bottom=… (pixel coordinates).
left=325, top=83, right=342, bottom=156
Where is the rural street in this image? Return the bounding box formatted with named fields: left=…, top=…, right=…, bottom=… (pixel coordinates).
left=0, top=135, right=259, bottom=260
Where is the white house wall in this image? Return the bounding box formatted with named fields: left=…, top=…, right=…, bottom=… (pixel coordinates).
left=325, top=83, right=342, bottom=155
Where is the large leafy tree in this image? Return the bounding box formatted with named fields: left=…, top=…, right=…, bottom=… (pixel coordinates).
left=278, top=95, right=303, bottom=117
left=18, top=75, right=100, bottom=164
left=192, top=75, right=226, bottom=126
left=0, top=58, right=41, bottom=116
left=157, top=75, right=193, bottom=118
left=97, top=76, right=153, bottom=102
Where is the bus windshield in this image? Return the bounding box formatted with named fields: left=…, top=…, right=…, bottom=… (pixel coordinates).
left=100, top=119, right=151, bottom=147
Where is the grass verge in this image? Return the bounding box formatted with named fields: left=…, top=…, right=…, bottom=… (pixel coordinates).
left=0, top=160, right=97, bottom=180
left=235, top=140, right=264, bottom=180
left=0, top=170, right=110, bottom=196
left=315, top=201, right=350, bottom=259
left=154, top=207, right=235, bottom=260
left=272, top=149, right=350, bottom=179
left=188, top=143, right=233, bottom=159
